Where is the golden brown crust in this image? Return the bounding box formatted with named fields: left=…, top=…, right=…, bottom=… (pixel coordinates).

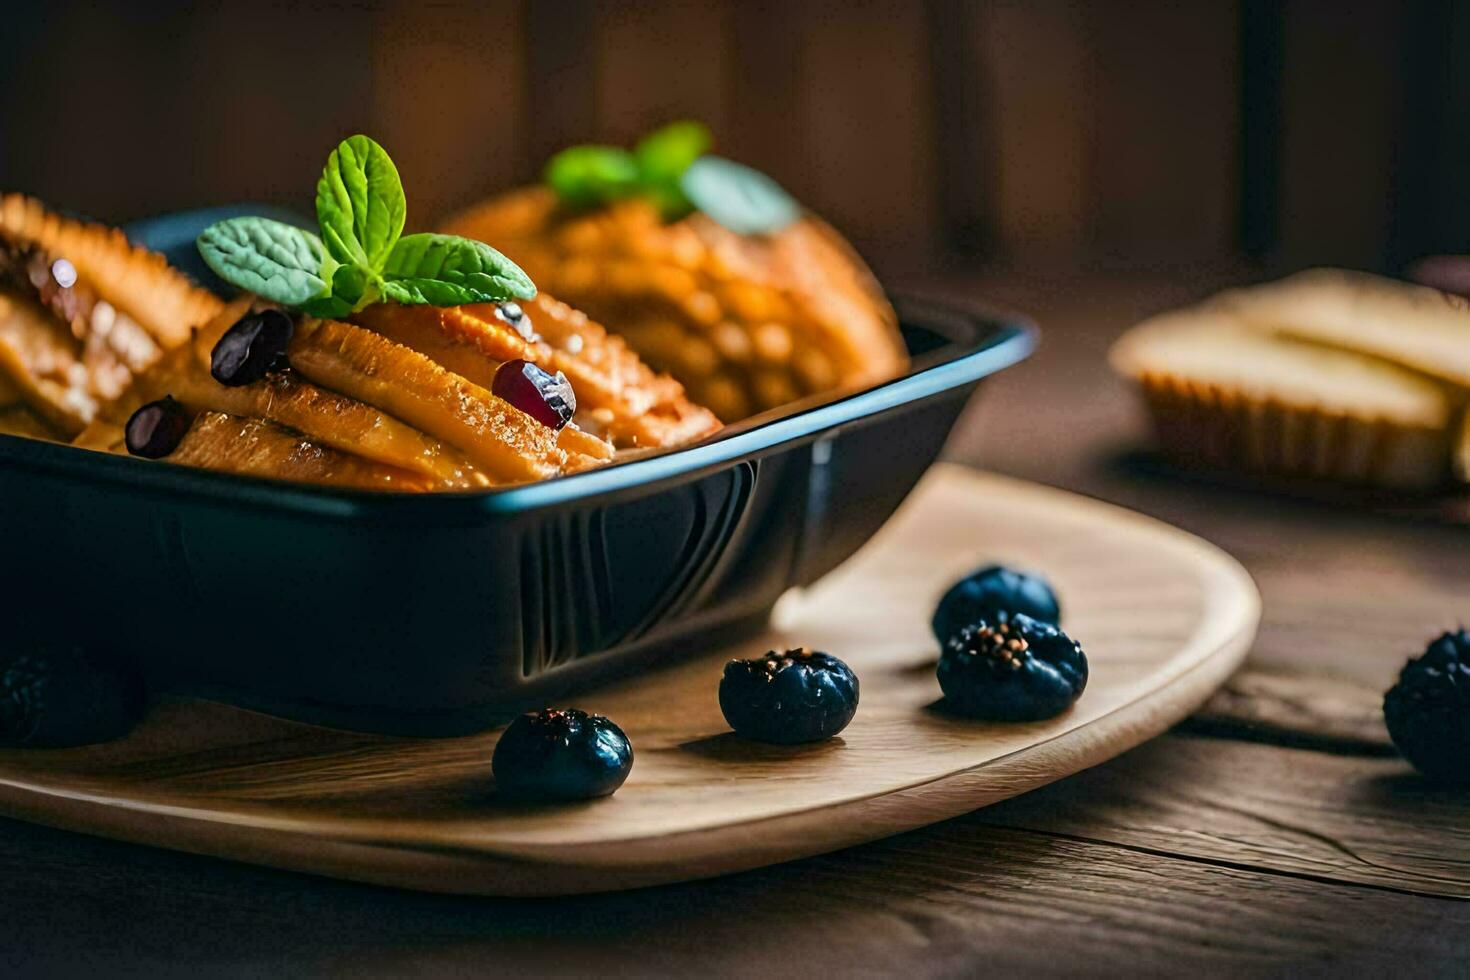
left=0, top=195, right=225, bottom=430
left=287, top=317, right=612, bottom=483
left=352, top=292, right=721, bottom=450
left=438, top=187, right=907, bottom=421
left=0, top=194, right=222, bottom=349
left=170, top=411, right=437, bottom=492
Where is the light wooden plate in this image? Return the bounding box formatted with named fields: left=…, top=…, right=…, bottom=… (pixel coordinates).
left=0, top=465, right=1259, bottom=895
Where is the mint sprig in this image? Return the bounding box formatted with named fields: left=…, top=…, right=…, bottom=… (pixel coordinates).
left=199, top=135, right=535, bottom=315
left=544, top=121, right=799, bottom=236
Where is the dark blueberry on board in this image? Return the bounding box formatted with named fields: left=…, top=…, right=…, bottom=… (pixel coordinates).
left=124, top=396, right=191, bottom=458
left=210, top=309, right=294, bottom=386
left=0, top=647, right=145, bottom=748
left=719, top=648, right=859, bottom=744
left=492, top=708, right=633, bottom=801
left=932, top=564, right=1060, bottom=646
left=492, top=358, right=576, bottom=430
left=1384, top=630, right=1470, bottom=782
left=938, top=614, right=1087, bottom=722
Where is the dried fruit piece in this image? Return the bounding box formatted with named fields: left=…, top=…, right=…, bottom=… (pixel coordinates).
left=124, top=396, right=191, bottom=458
left=210, top=309, right=294, bottom=386
left=493, top=358, right=575, bottom=430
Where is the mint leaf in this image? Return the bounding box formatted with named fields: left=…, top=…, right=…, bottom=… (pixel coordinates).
left=635, top=120, right=710, bottom=188
left=680, top=156, right=800, bottom=235
left=316, top=135, right=406, bottom=270
left=545, top=145, right=640, bottom=209
left=196, top=217, right=330, bottom=306
left=381, top=233, right=536, bottom=304
left=298, top=294, right=356, bottom=319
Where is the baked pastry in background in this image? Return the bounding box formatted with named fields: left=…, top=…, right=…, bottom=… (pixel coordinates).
left=1111, top=270, right=1470, bottom=491
left=440, top=123, right=908, bottom=422
left=0, top=195, right=224, bottom=438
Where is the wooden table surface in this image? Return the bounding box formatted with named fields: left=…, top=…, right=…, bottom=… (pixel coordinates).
left=5, top=270, right=1469, bottom=977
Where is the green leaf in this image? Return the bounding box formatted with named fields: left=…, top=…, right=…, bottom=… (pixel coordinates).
left=315, top=134, right=406, bottom=270
left=196, top=217, right=330, bottom=306
left=544, top=145, right=640, bottom=208
left=680, top=156, right=800, bottom=236
left=298, top=293, right=356, bottom=319
left=634, top=120, right=711, bottom=188
left=381, top=233, right=536, bottom=305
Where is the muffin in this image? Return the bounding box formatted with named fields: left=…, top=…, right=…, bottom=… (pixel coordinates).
left=1110, top=269, right=1470, bottom=491
left=439, top=124, right=908, bottom=422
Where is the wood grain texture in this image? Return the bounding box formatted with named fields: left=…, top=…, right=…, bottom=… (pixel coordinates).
left=2, top=810, right=1465, bottom=979
left=0, top=466, right=1257, bottom=895
left=979, top=733, right=1470, bottom=898
left=1185, top=667, right=1395, bottom=754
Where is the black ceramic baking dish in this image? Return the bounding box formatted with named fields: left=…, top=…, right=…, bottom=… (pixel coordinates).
left=0, top=213, right=1034, bottom=735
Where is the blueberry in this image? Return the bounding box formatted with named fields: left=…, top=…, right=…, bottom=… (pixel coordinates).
left=1384, top=631, right=1470, bottom=782
left=719, top=648, right=859, bottom=744
left=0, top=647, right=145, bottom=747
left=492, top=708, right=633, bottom=801
left=492, top=358, right=576, bottom=430
left=938, top=614, right=1087, bottom=721
left=932, top=564, right=1060, bottom=646
left=211, top=309, right=294, bottom=387
left=124, top=396, right=191, bottom=458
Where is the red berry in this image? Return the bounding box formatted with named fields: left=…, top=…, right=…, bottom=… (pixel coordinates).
left=492, top=358, right=576, bottom=430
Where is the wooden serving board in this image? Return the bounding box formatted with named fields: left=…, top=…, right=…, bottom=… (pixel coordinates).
left=0, top=465, right=1260, bottom=895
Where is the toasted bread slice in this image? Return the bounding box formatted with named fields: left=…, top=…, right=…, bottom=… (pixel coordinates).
left=0, top=194, right=222, bottom=349
left=0, top=196, right=223, bottom=427
left=170, top=411, right=437, bottom=492
left=352, top=292, right=720, bottom=449
left=81, top=345, right=486, bottom=489
left=288, top=317, right=613, bottom=483
left=440, top=188, right=907, bottom=421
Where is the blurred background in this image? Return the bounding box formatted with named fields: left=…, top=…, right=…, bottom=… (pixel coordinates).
left=5, top=0, right=1467, bottom=282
